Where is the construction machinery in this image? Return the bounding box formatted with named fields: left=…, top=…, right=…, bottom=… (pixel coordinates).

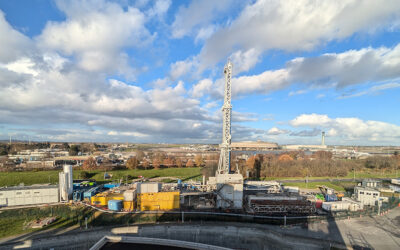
left=318, top=185, right=344, bottom=201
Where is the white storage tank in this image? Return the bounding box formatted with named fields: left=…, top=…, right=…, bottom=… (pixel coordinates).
left=63, top=165, right=73, bottom=195
left=59, top=165, right=73, bottom=201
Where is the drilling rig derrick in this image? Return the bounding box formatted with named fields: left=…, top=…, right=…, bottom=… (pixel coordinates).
left=217, top=60, right=233, bottom=175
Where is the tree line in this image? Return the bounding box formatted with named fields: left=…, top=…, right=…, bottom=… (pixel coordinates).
left=80, top=150, right=400, bottom=178
left=81, top=151, right=216, bottom=171
left=235, top=151, right=400, bottom=178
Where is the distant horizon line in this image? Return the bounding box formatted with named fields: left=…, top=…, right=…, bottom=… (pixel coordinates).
left=1, top=139, right=400, bottom=148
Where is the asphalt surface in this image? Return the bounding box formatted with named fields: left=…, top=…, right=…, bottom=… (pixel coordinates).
left=0, top=207, right=399, bottom=249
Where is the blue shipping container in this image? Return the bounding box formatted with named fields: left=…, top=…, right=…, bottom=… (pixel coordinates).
left=325, top=194, right=338, bottom=202
left=104, top=183, right=120, bottom=189
left=108, top=200, right=122, bottom=211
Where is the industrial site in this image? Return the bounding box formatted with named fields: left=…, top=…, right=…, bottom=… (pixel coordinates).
left=2, top=1, right=400, bottom=249
left=1, top=60, right=400, bottom=250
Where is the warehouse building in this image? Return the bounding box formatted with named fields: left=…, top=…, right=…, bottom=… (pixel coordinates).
left=0, top=165, right=73, bottom=207
left=0, top=184, right=59, bottom=207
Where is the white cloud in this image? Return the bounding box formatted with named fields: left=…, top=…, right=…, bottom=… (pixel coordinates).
left=37, top=0, right=152, bottom=78
left=199, top=0, right=400, bottom=69
left=267, top=127, right=289, bottom=135
left=3, top=57, right=38, bottom=76
left=107, top=131, right=118, bottom=136
left=195, top=43, right=400, bottom=98
left=290, top=128, right=321, bottom=137
left=146, top=0, right=171, bottom=19
left=230, top=48, right=261, bottom=75
left=169, top=58, right=197, bottom=80
left=232, top=69, right=290, bottom=96
left=0, top=10, right=32, bottom=63
left=171, top=0, right=233, bottom=39
left=290, top=114, right=332, bottom=127
left=289, top=113, right=400, bottom=143
left=288, top=90, right=307, bottom=96
left=195, top=25, right=217, bottom=43
left=339, top=82, right=400, bottom=99
left=204, top=101, right=219, bottom=109
left=190, top=78, right=213, bottom=98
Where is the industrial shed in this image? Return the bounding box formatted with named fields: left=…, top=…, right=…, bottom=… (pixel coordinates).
left=0, top=184, right=59, bottom=207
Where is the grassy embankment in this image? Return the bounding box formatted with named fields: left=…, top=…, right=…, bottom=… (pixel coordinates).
left=0, top=168, right=202, bottom=187
left=0, top=205, right=92, bottom=239
left=0, top=168, right=397, bottom=191
left=0, top=205, right=177, bottom=239
left=282, top=181, right=356, bottom=192
left=267, top=171, right=399, bottom=191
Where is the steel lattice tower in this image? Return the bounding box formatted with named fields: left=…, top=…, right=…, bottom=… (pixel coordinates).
left=217, top=60, right=233, bottom=175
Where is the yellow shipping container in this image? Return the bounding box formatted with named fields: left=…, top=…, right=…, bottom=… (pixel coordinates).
left=91, top=193, right=124, bottom=206
left=137, top=191, right=180, bottom=211
left=123, top=201, right=135, bottom=211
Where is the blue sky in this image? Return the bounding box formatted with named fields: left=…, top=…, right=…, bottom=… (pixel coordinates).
left=1, top=0, right=400, bottom=145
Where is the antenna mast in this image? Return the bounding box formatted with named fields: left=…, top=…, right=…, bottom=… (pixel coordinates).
left=217, top=60, right=233, bottom=175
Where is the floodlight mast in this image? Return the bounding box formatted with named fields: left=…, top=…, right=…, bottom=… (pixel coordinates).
left=217, top=60, right=233, bottom=175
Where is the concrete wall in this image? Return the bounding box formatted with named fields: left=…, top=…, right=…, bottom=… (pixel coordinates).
left=0, top=223, right=338, bottom=250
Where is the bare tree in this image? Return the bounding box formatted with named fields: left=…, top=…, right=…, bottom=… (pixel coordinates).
left=126, top=157, right=139, bottom=170
left=176, top=158, right=183, bottom=168
left=82, top=157, right=97, bottom=170
left=186, top=159, right=194, bottom=168
left=194, top=154, right=204, bottom=167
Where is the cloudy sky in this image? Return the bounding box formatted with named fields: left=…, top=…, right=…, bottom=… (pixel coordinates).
left=1, top=0, right=400, bottom=145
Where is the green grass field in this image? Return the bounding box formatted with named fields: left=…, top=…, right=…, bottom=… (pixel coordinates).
left=0, top=168, right=202, bottom=187
left=0, top=205, right=91, bottom=239
left=264, top=170, right=399, bottom=181
left=282, top=181, right=357, bottom=192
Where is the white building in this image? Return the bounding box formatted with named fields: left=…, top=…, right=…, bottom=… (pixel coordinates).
left=354, top=186, right=380, bottom=206
left=362, top=179, right=381, bottom=188
left=0, top=185, right=59, bottom=207
left=209, top=174, right=243, bottom=210
left=389, top=179, right=400, bottom=192
left=322, top=198, right=363, bottom=212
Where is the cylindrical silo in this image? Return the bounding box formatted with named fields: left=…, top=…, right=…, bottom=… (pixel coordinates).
left=59, top=172, right=68, bottom=201
left=63, top=165, right=73, bottom=199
